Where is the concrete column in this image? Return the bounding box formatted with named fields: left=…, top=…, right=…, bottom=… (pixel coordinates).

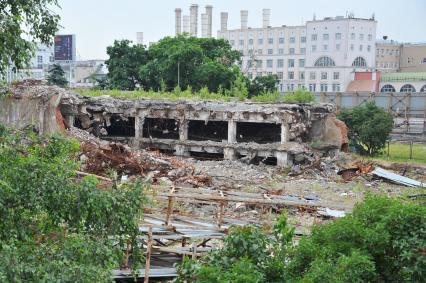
left=134, top=110, right=145, bottom=148
left=276, top=151, right=289, bottom=167
left=179, top=120, right=188, bottom=141
left=228, top=120, right=237, bottom=143
left=281, top=123, right=289, bottom=143
left=224, top=148, right=237, bottom=160
left=175, top=145, right=190, bottom=157
left=225, top=120, right=237, bottom=160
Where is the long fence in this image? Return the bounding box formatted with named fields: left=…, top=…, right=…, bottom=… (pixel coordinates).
left=314, top=92, right=426, bottom=137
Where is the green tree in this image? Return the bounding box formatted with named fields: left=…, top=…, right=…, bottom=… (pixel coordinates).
left=338, top=101, right=394, bottom=155
left=0, top=126, right=146, bottom=281
left=105, top=40, right=148, bottom=90
left=47, top=63, right=68, bottom=87
left=248, top=74, right=279, bottom=97
left=106, top=34, right=241, bottom=92
left=0, top=0, right=60, bottom=74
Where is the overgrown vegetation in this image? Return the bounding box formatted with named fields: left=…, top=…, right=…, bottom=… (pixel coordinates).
left=338, top=102, right=394, bottom=156
left=177, top=195, right=426, bottom=282
left=0, top=125, right=146, bottom=282
left=283, top=88, right=316, bottom=103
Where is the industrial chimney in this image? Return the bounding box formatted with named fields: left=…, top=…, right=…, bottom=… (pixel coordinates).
left=205, top=5, right=213, bottom=38
left=201, top=13, right=208, bottom=38
left=240, top=10, right=248, bottom=29
left=182, top=15, right=190, bottom=33
left=175, top=8, right=182, bottom=35
left=190, top=4, right=199, bottom=37
left=220, top=12, right=228, bottom=32
left=262, top=9, right=271, bottom=28
left=136, top=32, right=144, bottom=45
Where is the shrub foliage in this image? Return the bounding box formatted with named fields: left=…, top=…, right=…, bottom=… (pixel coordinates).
left=0, top=125, right=146, bottom=282
left=177, top=195, right=426, bottom=282
left=338, top=101, right=394, bottom=156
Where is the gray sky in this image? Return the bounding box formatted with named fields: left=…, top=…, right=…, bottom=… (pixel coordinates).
left=56, top=0, right=426, bottom=60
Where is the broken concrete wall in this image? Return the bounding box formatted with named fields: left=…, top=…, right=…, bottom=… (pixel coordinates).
left=0, top=83, right=65, bottom=134
left=1, top=84, right=348, bottom=167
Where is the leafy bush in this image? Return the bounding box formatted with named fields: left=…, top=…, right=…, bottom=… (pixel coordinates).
left=177, top=213, right=293, bottom=283
left=248, top=74, right=279, bottom=97
left=287, top=195, right=426, bottom=282
left=283, top=88, right=315, bottom=103
left=338, top=101, right=394, bottom=156
left=0, top=126, right=146, bottom=282
left=177, top=196, right=426, bottom=283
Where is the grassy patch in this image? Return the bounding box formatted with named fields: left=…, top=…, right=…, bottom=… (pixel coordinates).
left=370, top=142, right=426, bottom=164
left=75, top=88, right=288, bottom=103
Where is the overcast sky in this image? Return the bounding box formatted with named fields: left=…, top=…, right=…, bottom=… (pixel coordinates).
left=55, top=0, right=426, bottom=60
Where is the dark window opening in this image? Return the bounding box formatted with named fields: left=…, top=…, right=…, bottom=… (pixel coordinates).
left=190, top=151, right=224, bottom=160
left=143, top=118, right=179, bottom=140
left=237, top=122, right=281, bottom=144
left=188, top=121, right=228, bottom=142
left=74, top=116, right=83, bottom=129
left=105, top=116, right=135, bottom=137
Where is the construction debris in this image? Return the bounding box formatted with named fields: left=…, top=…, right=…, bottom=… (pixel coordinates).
left=70, top=127, right=212, bottom=187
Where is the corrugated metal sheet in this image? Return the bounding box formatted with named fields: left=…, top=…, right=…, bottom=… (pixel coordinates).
left=372, top=167, right=425, bottom=187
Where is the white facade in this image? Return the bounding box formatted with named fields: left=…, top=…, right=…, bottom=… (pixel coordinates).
left=305, top=17, right=376, bottom=92
left=218, top=13, right=377, bottom=92
left=3, top=43, right=54, bottom=83
left=218, top=26, right=307, bottom=92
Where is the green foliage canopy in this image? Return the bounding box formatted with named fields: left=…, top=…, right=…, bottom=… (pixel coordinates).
left=0, top=126, right=146, bottom=282
left=248, top=74, right=279, bottom=97
left=0, top=0, right=60, bottom=74
left=177, top=195, right=426, bottom=283
left=47, top=63, right=68, bottom=87
left=338, top=101, right=394, bottom=155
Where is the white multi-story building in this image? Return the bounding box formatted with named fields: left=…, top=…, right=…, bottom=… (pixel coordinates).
left=305, top=16, right=377, bottom=92
left=3, top=43, right=54, bottom=82
left=217, top=11, right=377, bottom=92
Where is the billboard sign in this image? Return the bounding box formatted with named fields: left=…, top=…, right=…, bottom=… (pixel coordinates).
left=54, top=35, right=76, bottom=61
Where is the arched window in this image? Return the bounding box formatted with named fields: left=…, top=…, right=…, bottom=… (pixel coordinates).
left=381, top=84, right=396, bottom=93
left=314, top=56, right=336, bottom=67
left=420, top=85, right=426, bottom=93
left=352, top=57, right=367, bottom=67
left=400, top=84, right=416, bottom=93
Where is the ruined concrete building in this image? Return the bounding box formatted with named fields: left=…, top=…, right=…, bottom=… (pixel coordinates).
left=1, top=84, right=346, bottom=167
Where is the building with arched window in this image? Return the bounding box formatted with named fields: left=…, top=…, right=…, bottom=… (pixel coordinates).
left=304, top=16, right=376, bottom=92
left=380, top=84, right=396, bottom=93
left=352, top=57, right=367, bottom=67
left=378, top=72, right=426, bottom=93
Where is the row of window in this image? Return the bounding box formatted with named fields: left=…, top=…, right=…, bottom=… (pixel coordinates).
left=376, top=48, right=400, bottom=56
left=311, top=33, right=373, bottom=41
left=381, top=84, right=426, bottom=93
left=247, top=59, right=306, bottom=68
left=308, top=83, right=341, bottom=92
left=313, top=56, right=367, bottom=68
left=279, top=83, right=339, bottom=92
left=247, top=71, right=341, bottom=81
left=407, top=57, right=426, bottom=64
left=311, top=44, right=372, bottom=52
left=231, top=36, right=306, bottom=46
left=377, top=62, right=399, bottom=69
left=247, top=48, right=306, bottom=55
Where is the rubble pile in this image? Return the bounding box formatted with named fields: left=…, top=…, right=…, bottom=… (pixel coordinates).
left=69, top=127, right=212, bottom=187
